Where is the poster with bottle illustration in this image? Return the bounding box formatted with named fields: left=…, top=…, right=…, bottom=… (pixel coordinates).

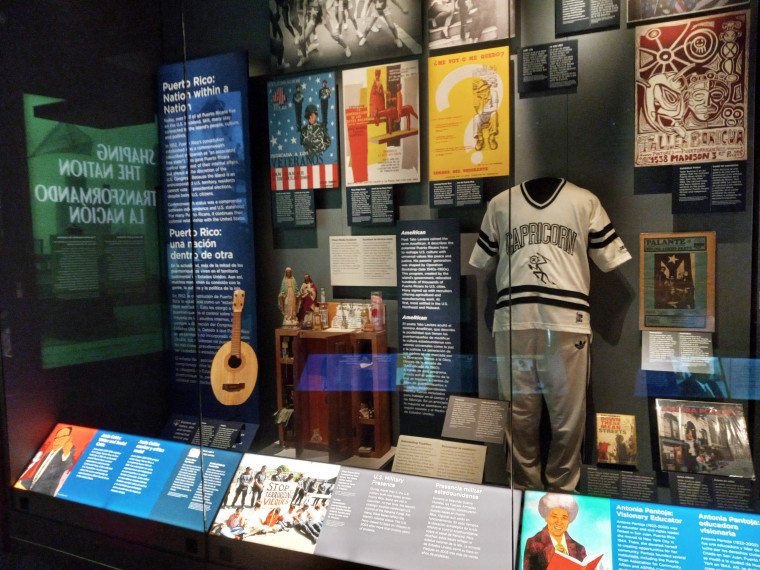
left=342, top=60, right=420, bottom=187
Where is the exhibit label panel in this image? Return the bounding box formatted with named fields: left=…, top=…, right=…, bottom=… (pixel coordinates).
left=397, top=219, right=465, bottom=438
left=158, top=52, right=259, bottom=422
left=521, top=490, right=760, bottom=570
left=555, top=0, right=620, bottom=35
left=518, top=40, right=579, bottom=94
left=23, top=94, right=163, bottom=368
left=428, top=47, right=510, bottom=207
left=671, top=162, right=746, bottom=213
left=211, top=453, right=515, bottom=569
left=329, top=235, right=398, bottom=287
left=15, top=424, right=239, bottom=531
left=316, top=468, right=513, bottom=568
left=347, top=185, right=395, bottom=226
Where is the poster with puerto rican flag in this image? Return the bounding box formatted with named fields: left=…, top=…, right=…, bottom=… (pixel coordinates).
left=268, top=72, right=339, bottom=191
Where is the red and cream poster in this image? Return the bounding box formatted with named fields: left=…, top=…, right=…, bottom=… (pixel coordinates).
left=635, top=10, right=749, bottom=167
left=342, top=61, right=420, bottom=187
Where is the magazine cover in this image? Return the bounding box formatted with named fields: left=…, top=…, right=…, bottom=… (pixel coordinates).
left=596, top=413, right=637, bottom=466
left=268, top=72, right=339, bottom=190
left=639, top=232, right=716, bottom=331
left=655, top=399, right=755, bottom=478
left=634, top=10, right=750, bottom=167
left=210, top=454, right=340, bottom=554
left=342, top=60, right=420, bottom=186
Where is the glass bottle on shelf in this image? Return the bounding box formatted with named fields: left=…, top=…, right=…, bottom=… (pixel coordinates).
left=281, top=338, right=289, bottom=358
left=320, top=288, right=328, bottom=330
left=362, top=299, right=373, bottom=331
left=371, top=290, right=383, bottom=331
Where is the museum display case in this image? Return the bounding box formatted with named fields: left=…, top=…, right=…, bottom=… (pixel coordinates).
left=0, top=0, right=758, bottom=569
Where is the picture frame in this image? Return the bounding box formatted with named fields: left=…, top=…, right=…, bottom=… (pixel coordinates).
left=639, top=231, right=716, bottom=331
left=627, top=0, right=748, bottom=24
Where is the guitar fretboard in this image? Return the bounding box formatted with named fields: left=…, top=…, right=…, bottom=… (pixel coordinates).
left=231, top=311, right=242, bottom=356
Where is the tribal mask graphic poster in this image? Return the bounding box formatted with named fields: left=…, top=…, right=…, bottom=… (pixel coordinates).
left=268, top=72, right=339, bottom=190
left=635, top=10, right=749, bottom=168
left=342, top=60, right=420, bottom=186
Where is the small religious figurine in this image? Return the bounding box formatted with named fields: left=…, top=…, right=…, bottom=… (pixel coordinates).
left=278, top=267, right=299, bottom=327
left=298, top=274, right=317, bottom=320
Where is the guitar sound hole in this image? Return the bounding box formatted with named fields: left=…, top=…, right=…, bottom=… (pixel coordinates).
left=227, top=355, right=242, bottom=369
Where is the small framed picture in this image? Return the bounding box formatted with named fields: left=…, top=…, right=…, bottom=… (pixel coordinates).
left=639, top=232, right=716, bottom=331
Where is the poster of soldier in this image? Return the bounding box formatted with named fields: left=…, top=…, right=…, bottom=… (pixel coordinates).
left=269, top=0, right=422, bottom=72
left=268, top=72, right=339, bottom=190
left=634, top=10, right=749, bottom=167
left=342, top=60, right=420, bottom=186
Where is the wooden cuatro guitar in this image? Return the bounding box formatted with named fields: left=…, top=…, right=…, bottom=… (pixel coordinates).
left=210, top=289, right=258, bottom=405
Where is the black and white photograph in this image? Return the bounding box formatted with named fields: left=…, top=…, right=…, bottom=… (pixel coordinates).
left=628, top=0, right=748, bottom=23
left=427, top=0, right=515, bottom=50
left=270, top=0, right=422, bottom=72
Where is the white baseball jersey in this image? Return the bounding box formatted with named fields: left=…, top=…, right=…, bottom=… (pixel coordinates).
left=469, top=179, right=631, bottom=333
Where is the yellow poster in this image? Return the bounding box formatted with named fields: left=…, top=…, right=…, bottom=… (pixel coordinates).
left=428, top=47, right=510, bottom=181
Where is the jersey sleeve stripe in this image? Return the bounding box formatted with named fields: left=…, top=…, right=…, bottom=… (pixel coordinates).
left=495, top=296, right=591, bottom=313
left=476, top=237, right=498, bottom=256
left=478, top=230, right=498, bottom=249
left=588, top=232, right=620, bottom=249
left=589, top=223, right=614, bottom=239
left=497, top=285, right=590, bottom=302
